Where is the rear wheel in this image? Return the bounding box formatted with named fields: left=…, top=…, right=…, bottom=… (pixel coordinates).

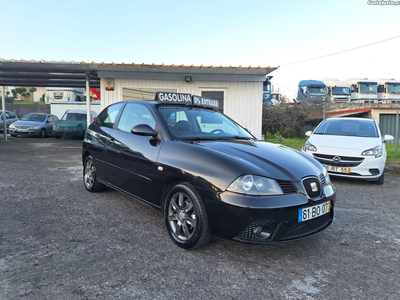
left=83, top=156, right=105, bottom=192
left=164, top=183, right=212, bottom=249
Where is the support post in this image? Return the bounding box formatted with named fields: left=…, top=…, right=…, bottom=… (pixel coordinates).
left=86, top=74, right=91, bottom=125
left=395, top=111, right=399, bottom=159
left=1, top=86, right=7, bottom=141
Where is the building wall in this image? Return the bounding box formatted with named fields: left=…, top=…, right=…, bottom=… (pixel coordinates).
left=370, top=108, right=400, bottom=125
left=99, top=78, right=263, bottom=139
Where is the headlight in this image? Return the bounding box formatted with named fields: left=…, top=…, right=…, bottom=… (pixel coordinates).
left=323, top=168, right=331, bottom=185
left=9, top=124, right=15, bottom=129
left=30, top=126, right=40, bottom=129
left=303, top=140, right=317, bottom=152
left=362, top=145, right=382, bottom=158
left=227, top=175, right=283, bottom=196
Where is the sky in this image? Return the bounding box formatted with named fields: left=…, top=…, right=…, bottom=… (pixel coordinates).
left=1, top=0, right=400, bottom=99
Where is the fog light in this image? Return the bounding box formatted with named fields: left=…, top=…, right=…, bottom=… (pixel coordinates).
left=253, top=226, right=271, bottom=240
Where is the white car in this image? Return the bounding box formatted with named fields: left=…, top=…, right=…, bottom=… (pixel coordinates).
left=302, top=117, right=393, bottom=184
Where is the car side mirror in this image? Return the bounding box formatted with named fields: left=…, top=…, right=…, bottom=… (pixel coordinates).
left=383, top=134, right=394, bottom=142
left=305, top=131, right=312, bottom=137
left=131, top=124, right=159, bottom=137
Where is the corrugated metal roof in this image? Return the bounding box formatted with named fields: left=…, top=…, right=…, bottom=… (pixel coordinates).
left=0, top=59, right=278, bottom=88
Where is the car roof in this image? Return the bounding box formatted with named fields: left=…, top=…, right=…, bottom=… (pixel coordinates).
left=65, top=109, right=96, bottom=114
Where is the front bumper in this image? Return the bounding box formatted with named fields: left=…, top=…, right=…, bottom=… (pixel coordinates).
left=9, top=128, right=41, bottom=136
left=309, top=152, right=386, bottom=180
left=202, top=188, right=336, bottom=245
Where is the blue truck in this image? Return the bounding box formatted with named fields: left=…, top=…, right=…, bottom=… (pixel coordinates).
left=297, top=80, right=328, bottom=105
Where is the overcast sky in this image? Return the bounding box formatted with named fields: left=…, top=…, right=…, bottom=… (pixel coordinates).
left=1, top=0, right=399, bottom=99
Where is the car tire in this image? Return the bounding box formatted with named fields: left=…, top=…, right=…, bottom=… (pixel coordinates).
left=374, top=172, right=384, bottom=185
left=83, top=155, right=105, bottom=192
left=39, top=128, right=46, bottom=138
left=164, top=183, right=212, bottom=249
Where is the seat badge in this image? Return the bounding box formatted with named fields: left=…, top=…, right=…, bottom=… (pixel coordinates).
left=310, top=182, right=318, bottom=192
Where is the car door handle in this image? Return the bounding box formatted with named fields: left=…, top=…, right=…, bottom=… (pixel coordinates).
left=108, top=138, right=115, bottom=146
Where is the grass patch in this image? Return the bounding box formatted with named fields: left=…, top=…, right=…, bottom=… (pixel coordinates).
left=265, top=137, right=306, bottom=151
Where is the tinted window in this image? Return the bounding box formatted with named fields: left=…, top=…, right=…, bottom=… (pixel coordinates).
left=315, top=119, right=378, bottom=137
left=158, top=106, right=252, bottom=139
left=117, top=103, right=155, bottom=133
left=96, top=103, right=124, bottom=128
left=21, top=114, right=46, bottom=122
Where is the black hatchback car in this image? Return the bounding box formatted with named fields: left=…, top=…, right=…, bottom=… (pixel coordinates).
left=82, top=92, right=336, bottom=249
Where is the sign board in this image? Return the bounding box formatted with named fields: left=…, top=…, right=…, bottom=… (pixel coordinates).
left=106, top=79, right=114, bottom=91
left=155, top=92, right=219, bottom=109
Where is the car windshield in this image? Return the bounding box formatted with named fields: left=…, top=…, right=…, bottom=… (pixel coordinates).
left=332, top=87, right=350, bottom=95
left=387, top=83, right=400, bottom=94
left=21, top=114, right=46, bottom=122
left=309, top=86, right=327, bottom=95
left=157, top=106, right=254, bottom=140
left=314, top=119, right=379, bottom=137
left=359, top=83, right=377, bottom=93
left=61, top=112, right=87, bottom=121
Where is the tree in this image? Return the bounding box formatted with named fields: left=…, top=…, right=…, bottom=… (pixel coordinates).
left=15, top=87, right=27, bottom=100
left=11, top=89, right=17, bottom=98
left=29, top=87, right=37, bottom=102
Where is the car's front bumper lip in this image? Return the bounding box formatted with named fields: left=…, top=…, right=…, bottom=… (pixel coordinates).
left=202, top=189, right=336, bottom=244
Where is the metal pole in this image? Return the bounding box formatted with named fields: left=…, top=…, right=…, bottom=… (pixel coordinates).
left=86, top=74, right=91, bottom=125
left=395, top=111, right=399, bottom=159
left=1, top=86, right=7, bottom=141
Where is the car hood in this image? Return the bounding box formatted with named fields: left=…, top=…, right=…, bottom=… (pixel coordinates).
left=196, top=139, right=323, bottom=181
left=14, top=121, right=43, bottom=126
left=54, top=120, right=87, bottom=129
left=309, top=135, right=381, bottom=155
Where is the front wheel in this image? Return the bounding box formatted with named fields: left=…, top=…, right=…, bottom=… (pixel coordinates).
left=374, top=172, right=384, bottom=185
left=39, top=128, right=46, bottom=138
left=164, top=183, right=212, bottom=249
left=83, top=155, right=105, bottom=192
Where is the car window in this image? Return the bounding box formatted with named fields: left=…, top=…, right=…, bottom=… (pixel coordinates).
left=62, top=113, right=86, bottom=121
left=158, top=106, right=252, bottom=139
left=315, top=120, right=378, bottom=137
left=47, top=116, right=53, bottom=122
left=21, top=114, right=46, bottom=122
left=117, top=103, right=156, bottom=133
left=9, top=112, right=16, bottom=118
left=96, top=102, right=124, bottom=128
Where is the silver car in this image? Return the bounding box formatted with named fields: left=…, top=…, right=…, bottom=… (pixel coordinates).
left=9, top=113, right=59, bottom=138
left=0, top=110, right=19, bottom=132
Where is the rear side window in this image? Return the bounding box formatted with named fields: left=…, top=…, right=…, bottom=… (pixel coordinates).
left=117, top=103, right=155, bottom=133
left=96, top=103, right=124, bottom=128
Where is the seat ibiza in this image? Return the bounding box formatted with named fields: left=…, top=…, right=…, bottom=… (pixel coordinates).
left=82, top=92, right=336, bottom=249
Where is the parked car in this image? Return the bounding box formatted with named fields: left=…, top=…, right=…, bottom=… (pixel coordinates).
left=82, top=92, right=336, bottom=249
left=0, top=110, right=19, bottom=132
left=302, top=117, right=394, bottom=185
left=9, top=113, right=59, bottom=138
left=53, top=109, right=97, bottom=139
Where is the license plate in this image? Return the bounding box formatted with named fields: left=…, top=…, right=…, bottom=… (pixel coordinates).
left=16, top=129, right=28, bottom=133
left=324, top=165, right=350, bottom=174
left=298, top=201, right=330, bottom=222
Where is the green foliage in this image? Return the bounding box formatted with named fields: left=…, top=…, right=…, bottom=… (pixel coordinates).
left=29, top=87, right=37, bottom=93
left=262, top=104, right=323, bottom=138
left=15, top=87, right=26, bottom=94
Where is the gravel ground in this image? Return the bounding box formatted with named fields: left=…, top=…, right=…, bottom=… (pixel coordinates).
left=0, top=137, right=399, bottom=300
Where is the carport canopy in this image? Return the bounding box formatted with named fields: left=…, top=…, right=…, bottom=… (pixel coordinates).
left=0, top=59, right=277, bottom=140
